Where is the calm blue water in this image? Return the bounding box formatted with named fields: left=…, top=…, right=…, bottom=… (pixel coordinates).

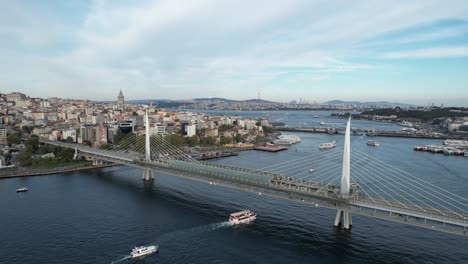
left=190, top=110, right=401, bottom=131
left=1, top=113, right=468, bottom=264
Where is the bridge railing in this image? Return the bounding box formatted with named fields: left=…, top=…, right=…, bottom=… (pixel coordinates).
left=354, top=196, right=468, bottom=227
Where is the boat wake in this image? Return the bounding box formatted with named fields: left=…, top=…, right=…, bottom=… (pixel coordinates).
left=110, top=221, right=231, bottom=263
left=110, top=255, right=130, bottom=264
left=155, top=221, right=232, bottom=243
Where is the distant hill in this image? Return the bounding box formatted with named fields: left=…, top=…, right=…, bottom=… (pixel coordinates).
left=192, top=97, right=274, bottom=103
left=125, top=99, right=192, bottom=108
left=101, top=97, right=275, bottom=107
left=324, top=100, right=413, bottom=107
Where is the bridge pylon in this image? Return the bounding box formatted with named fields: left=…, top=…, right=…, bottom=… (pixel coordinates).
left=142, top=112, right=154, bottom=181
left=73, top=147, right=79, bottom=160
left=334, top=117, right=352, bottom=230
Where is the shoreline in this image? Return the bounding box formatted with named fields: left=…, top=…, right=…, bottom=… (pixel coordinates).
left=0, top=163, right=121, bottom=179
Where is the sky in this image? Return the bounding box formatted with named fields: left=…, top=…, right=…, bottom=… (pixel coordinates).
left=1, top=0, right=468, bottom=106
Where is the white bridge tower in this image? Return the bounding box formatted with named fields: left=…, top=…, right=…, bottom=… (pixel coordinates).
left=334, top=117, right=352, bottom=229
left=142, top=112, right=154, bottom=181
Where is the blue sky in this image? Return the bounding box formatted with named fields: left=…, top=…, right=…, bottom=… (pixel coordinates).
left=1, top=0, right=468, bottom=105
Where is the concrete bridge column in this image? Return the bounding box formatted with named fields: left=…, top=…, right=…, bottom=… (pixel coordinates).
left=334, top=208, right=352, bottom=230
left=92, top=159, right=103, bottom=166
left=73, top=147, right=79, bottom=160
left=142, top=168, right=154, bottom=181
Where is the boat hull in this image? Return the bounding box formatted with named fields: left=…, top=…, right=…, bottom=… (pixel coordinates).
left=130, top=245, right=158, bottom=259
left=229, top=215, right=256, bottom=225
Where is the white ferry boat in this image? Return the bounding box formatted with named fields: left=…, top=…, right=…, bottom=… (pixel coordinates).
left=319, top=141, right=336, bottom=149
left=229, top=210, right=256, bottom=225
left=16, top=187, right=29, bottom=193
left=274, top=135, right=301, bottom=145
left=130, top=245, right=158, bottom=259
left=443, top=139, right=468, bottom=148
left=367, top=140, right=380, bottom=147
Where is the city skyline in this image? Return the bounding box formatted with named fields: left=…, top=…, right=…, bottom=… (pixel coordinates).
left=1, top=1, right=468, bottom=105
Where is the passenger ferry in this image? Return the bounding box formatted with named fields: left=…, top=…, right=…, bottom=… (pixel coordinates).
left=319, top=141, right=336, bottom=149
left=229, top=210, right=256, bottom=225
left=16, top=187, right=29, bottom=193
left=367, top=140, right=380, bottom=147
left=274, top=135, right=301, bottom=145
left=130, top=245, right=158, bottom=259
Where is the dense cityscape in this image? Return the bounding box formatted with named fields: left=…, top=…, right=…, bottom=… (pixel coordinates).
left=1, top=90, right=467, bottom=175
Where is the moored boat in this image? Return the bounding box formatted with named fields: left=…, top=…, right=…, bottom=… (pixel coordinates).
left=319, top=141, right=336, bottom=149
left=130, top=245, right=158, bottom=259
left=367, top=140, right=380, bottom=147
left=229, top=210, right=256, bottom=225
left=273, top=135, right=301, bottom=145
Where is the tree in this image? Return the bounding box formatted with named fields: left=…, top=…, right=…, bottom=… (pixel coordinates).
left=262, top=126, right=274, bottom=134
left=66, top=136, right=74, bottom=143
left=255, top=135, right=266, bottom=143
left=21, top=126, right=31, bottom=134
left=16, top=150, right=33, bottom=166
left=58, top=148, right=75, bottom=161
left=200, top=127, right=207, bottom=136
left=186, top=135, right=199, bottom=146
left=234, top=134, right=242, bottom=143
left=218, top=124, right=233, bottom=132
left=25, top=136, right=39, bottom=153
left=100, top=143, right=112, bottom=150
left=220, top=136, right=232, bottom=145
left=7, top=134, right=21, bottom=146
left=200, top=136, right=217, bottom=145
left=113, top=130, right=126, bottom=144
left=167, top=134, right=185, bottom=145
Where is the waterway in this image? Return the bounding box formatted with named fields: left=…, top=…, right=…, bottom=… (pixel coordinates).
left=190, top=109, right=401, bottom=131
left=1, top=112, right=468, bottom=264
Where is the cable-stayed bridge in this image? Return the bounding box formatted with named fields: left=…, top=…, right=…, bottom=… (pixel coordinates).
left=41, top=115, right=468, bottom=237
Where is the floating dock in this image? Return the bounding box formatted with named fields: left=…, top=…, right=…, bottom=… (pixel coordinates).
left=254, top=144, right=288, bottom=152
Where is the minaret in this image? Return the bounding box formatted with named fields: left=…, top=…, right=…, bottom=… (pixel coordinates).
left=117, top=90, right=124, bottom=108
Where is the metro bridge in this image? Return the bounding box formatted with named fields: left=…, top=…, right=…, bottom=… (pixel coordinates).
left=41, top=114, right=468, bottom=237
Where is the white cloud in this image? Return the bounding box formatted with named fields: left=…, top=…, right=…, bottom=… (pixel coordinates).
left=1, top=0, right=468, bottom=101
left=382, top=46, right=468, bottom=59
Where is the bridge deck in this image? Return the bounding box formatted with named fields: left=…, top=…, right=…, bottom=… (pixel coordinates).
left=40, top=139, right=468, bottom=236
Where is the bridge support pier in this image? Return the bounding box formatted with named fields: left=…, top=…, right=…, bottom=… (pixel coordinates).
left=142, top=168, right=154, bottom=181
left=92, top=159, right=103, bottom=166
left=334, top=208, right=352, bottom=230
left=73, top=147, right=78, bottom=160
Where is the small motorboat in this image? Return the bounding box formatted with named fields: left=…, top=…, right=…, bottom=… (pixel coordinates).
left=130, top=245, right=158, bottom=259
left=309, top=168, right=315, bottom=173
left=16, top=187, right=29, bottom=193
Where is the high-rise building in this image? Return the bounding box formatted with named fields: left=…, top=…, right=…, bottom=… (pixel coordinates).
left=117, top=90, right=124, bottom=108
